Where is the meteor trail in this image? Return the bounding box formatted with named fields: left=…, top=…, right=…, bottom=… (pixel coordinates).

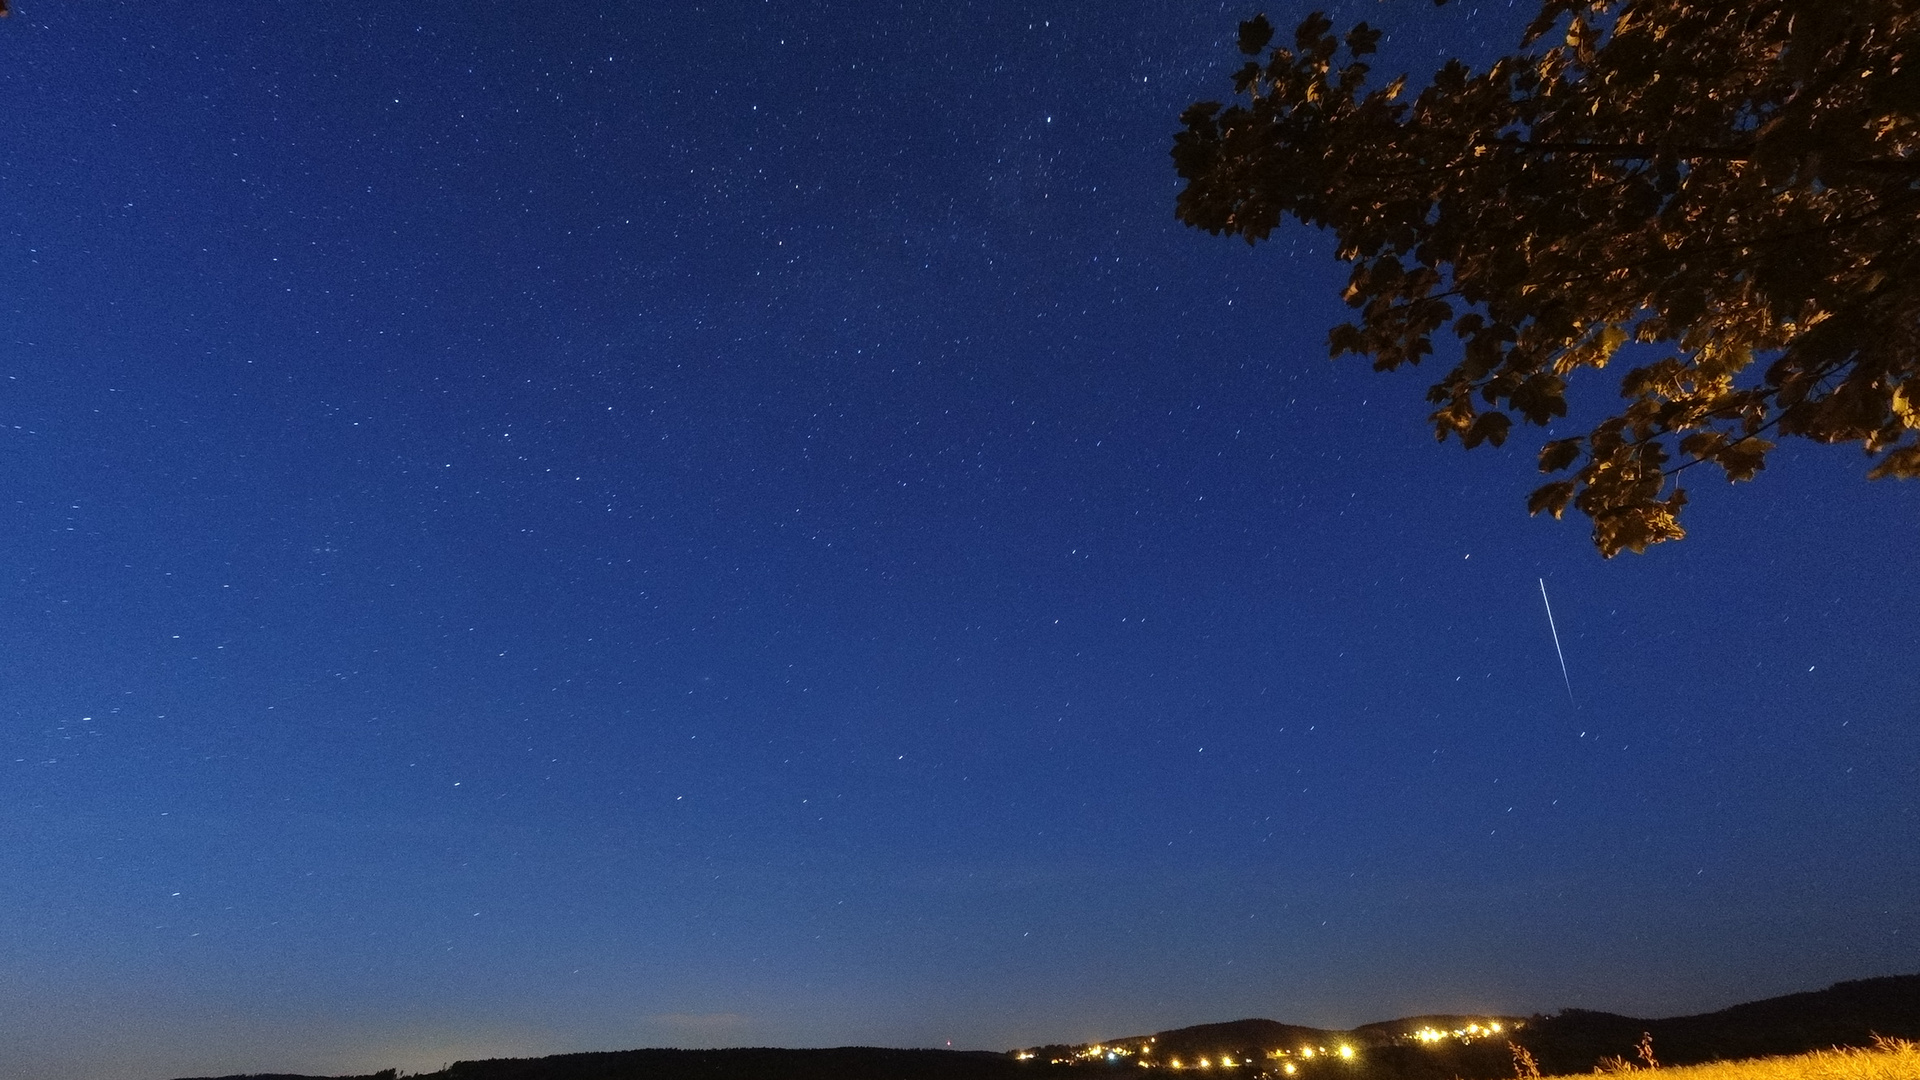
left=1539, top=578, right=1575, bottom=708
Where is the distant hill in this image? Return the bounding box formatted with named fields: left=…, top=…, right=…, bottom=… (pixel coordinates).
left=1022, top=1018, right=1349, bottom=1064
left=169, top=973, right=1920, bottom=1080
left=1020, top=1011, right=1524, bottom=1080
left=172, top=1048, right=1069, bottom=1080
left=1350, top=1015, right=1523, bottom=1042
left=1016, top=974, right=1920, bottom=1077
left=171, top=1074, right=398, bottom=1080
left=1520, top=974, right=1920, bottom=1074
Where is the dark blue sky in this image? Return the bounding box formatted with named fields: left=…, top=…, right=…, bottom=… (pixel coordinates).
left=2, top=3, right=1915, bottom=1078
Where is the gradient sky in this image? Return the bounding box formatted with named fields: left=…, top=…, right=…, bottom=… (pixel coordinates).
left=2, top=3, right=1916, bottom=1079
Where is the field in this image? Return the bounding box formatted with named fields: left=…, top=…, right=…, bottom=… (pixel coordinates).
left=1545, top=1039, right=1920, bottom=1080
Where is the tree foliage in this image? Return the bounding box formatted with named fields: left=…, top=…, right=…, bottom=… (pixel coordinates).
left=1173, top=0, right=1920, bottom=555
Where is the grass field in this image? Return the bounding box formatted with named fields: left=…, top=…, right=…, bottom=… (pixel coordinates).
left=1545, top=1039, right=1920, bottom=1080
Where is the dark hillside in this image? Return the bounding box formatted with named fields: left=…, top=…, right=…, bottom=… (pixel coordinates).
left=441, top=1047, right=1052, bottom=1080
left=1520, top=975, right=1920, bottom=1074
left=174, top=1074, right=396, bottom=1080
left=1145, top=1018, right=1335, bottom=1060
left=1351, top=1016, right=1521, bottom=1043
left=172, top=1051, right=1049, bottom=1080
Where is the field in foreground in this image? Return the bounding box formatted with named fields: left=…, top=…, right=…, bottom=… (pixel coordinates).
left=1545, top=1038, right=1920, bottom=1080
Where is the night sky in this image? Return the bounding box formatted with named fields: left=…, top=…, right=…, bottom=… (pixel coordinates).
left=3, top=3, right=1915, bottom=1079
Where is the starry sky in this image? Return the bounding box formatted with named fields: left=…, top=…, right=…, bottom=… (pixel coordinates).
left=2, top=3, right=1915, bottom=1079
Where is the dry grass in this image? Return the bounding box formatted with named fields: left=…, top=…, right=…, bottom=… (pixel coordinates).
left=1546, top=1038, right=1920, bottom=1080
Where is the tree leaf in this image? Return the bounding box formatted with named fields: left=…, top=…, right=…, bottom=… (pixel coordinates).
left=1528, top=481, right=1576, bottom=519
left=1345, top=22, right=1381, bottom=57
left=1464, top=410, right=1512, bottom=448
left=1238, top=14, right=1275, bottom=55
left=1538, top=438, right=1582, bottom=473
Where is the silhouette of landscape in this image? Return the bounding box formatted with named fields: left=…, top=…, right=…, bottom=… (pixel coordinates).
left=168, top=974, right=1920, bottom=1080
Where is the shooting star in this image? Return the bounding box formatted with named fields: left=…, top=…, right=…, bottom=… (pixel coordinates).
left=1539, top=578, right=1575, bottom=709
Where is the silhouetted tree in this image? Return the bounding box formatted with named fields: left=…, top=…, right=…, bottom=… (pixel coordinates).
left=1174, top=0, right=1920, bottom=555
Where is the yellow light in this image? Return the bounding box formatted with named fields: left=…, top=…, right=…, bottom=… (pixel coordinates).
left=1491, top=1024, right=1503, bottom=1034
left=1200, top=1058, right=1211, bottom=1068
left=1302, top=1048, right=1315, bottom=1059
left=1339, top=1046, right=1355, bottom=1060
left=1283, top=1065, right=1297, bottom=1076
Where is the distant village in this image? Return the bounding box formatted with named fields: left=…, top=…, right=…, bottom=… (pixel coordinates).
left=1014, top=1018, right=1523, bottom=1073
